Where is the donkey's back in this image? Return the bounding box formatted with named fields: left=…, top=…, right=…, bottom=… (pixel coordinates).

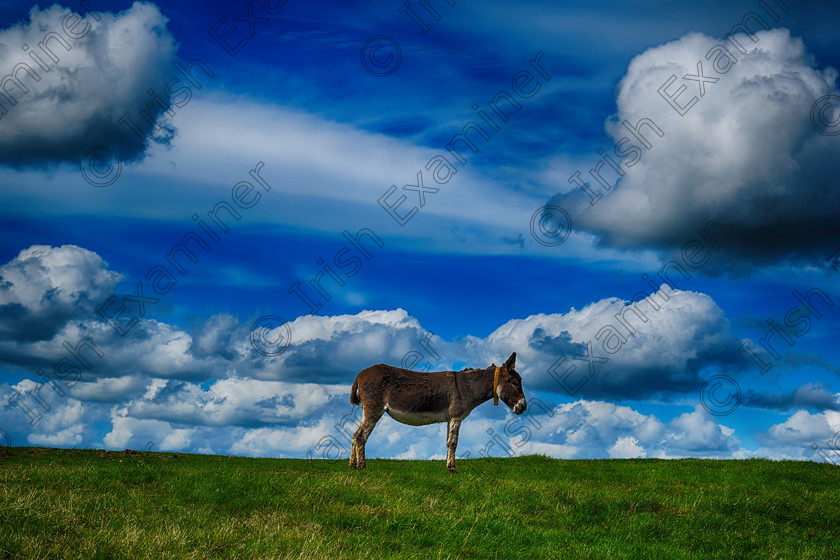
left=350, top=364, right=456, bottom=416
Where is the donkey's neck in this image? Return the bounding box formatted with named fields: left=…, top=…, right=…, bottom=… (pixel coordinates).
left=461, top=366, right=496, bottom=407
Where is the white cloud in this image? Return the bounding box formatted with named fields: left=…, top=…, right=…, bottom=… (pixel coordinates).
left=0, top=2, right=178, bottom=164
left=0, top=244, right=122, bottom=340
left=69, top=376, right=148, bottom=402
left=751, top=409, right=840, bottom=463
left=609, top=436, right=646, bottom=458
left=472, top=285, right=743, bottom=398
left=228, top=416, right=353, bottom=458
left=110, top=97, right=545, bottom=251
left=554, top=28, right=839, bottom=265
left=102, top=408, right=179, bottom=450
left=123, top=377, right=347, bottom=427
left=664, top=405, right=739, bottom=453
left=29, top=424, right=83, bottom=447
left=760, top=409, right=840, bottom=446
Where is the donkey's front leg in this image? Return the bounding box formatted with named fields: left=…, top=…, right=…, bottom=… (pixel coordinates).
left=446, top=418, right=462, bottom=473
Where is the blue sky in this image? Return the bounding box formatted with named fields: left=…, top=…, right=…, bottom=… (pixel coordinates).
left=1, top=0, right=840, bottom=462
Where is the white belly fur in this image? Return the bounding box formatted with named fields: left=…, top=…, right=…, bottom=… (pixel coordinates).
left=385, top=405, right=448, bottom=426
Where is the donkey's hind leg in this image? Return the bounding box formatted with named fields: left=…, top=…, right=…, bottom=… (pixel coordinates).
left=350, top=409, right=383, bottom=470
left=349, top=404, right=363, bottom=468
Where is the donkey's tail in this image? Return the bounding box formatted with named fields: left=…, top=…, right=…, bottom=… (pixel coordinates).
left=350, top=377, right=361, bottom=406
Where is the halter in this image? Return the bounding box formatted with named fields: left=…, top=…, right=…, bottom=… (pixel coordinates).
left=493, top=366, right=500, bottom=405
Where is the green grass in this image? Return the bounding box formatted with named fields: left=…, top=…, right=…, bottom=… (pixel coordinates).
left=0, top=447, right=838, bottom=559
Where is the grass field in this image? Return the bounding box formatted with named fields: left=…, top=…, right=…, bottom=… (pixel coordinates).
left=0, top=447, right=838, bottom=559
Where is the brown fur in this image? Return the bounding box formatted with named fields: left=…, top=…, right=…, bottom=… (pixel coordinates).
left=349, top=352, right=526, bottom=473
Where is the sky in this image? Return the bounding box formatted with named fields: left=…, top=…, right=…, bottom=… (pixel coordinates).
left=1, top=0, right=839, bottom=463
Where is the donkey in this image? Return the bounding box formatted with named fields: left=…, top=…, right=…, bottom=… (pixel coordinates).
left=348, top=352, right=526, bottom=473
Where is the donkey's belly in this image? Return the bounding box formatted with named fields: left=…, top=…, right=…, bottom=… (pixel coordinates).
left=384, top=405, right=448, bottom=426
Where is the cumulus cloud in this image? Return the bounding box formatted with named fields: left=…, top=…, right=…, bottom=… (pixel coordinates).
left=551, top=28, right=840, bottom=267
left=0, top=244, right=121, bottom=341
left=755, top=409, right=840, bottom=462
left=68, top=375, right=149, bottom=403
left=260, top=309, right=434, bottom=383
left=0, top=2, right=178, bottom=165
left=761, top=409, right=840, bottom=445
left=609, top=436, right=646, bottom=458
left=473, top=285, right=745, bottom=398
left=102, top=409, right=195, bottom=451
left=743, top=382, right=840, bottom=411
left=122, top=378, right=347, bottom=428
left=1, top=378, right=105, bottom=447
left=0, top=309, right=225, bottom=381
left=519, top=401, right=740, bottom=459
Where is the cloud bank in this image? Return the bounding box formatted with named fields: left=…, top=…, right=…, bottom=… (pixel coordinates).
left=0, top=243, right=822, bottom=461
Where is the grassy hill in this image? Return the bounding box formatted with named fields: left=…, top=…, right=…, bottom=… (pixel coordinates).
left=0, top=447, right=838, bottom=559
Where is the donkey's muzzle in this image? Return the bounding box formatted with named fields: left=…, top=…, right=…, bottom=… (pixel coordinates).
left=514, top=399, right=527, bottom=415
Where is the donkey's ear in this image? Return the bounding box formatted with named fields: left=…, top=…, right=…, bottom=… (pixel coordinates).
left=504, top=352, right=516, bottom=369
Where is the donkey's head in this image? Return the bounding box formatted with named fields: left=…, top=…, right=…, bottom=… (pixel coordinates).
left=494, top=352, right=527, bottom=414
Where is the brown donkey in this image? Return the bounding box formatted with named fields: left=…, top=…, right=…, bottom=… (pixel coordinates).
left=349, top=352, right=526, bottom=473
